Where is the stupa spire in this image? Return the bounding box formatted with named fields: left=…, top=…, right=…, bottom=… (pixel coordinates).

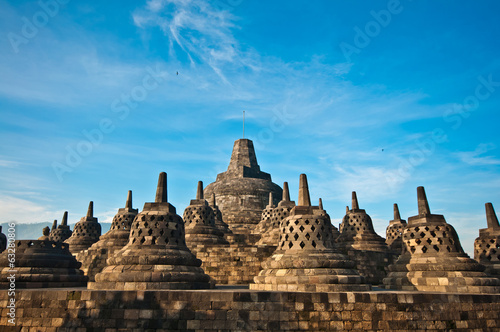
left=61, top=211, right=68, bottom=226
left=283, top=182, right=290, bottom=201
left=211, top=193, right=216, bottom=206
left=319, top=198, right=323, bottom=210
left=155, top=172, right=168, bottom=203
left=51, top=220, right=57, bottom=231
left=87, top=201, right=94, bottom=218
left=352, top=192, right=359, bottom=210
left=268, top=192, right=273, bottom=206
left=417, top=186, right=431, bottom=216
left=197, top=181, right=204, bottom=200
left=126, top=190, right=132, bottom=209
left=485, top=202, right=500, bottom=229
left=298, top=174, right=311, bottom=207
left=394, top=203, right=401, bottom=220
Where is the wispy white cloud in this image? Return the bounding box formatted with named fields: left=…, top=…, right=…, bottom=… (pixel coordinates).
left=455, top=143, right=500, bottom=166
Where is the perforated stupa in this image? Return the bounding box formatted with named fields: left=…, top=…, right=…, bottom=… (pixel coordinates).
left=89, top=172, right=213, bottom=290
left=78, top=190, right=138, bottom=281
left=65, top=202, right=101, bottom=255
left=49, top=211, right=72, bottom=243
left=251, top=174, right=370, bottom=292
left=183, top=181, right=228, bottom=246
left=383, top=186, right=500, bottom=293
left=474, top=202, right=500, bottom=278
left=386, top=203, right=407, bottom=253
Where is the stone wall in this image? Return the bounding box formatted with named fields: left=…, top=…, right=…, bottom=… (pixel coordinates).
left=1, top=289, right=500, bottom=331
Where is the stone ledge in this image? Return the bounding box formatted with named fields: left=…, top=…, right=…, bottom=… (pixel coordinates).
left=1, top=288, right=500, bottom=331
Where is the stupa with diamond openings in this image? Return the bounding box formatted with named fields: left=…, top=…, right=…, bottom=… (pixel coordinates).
left=336, top=192, right=396, bottom=284
left=49, top=211, right=72, bottom=243
left=184, top=181, right=228, bottom=246
left=251, top=174, right=370, bottom=292
left=65, top=202, right=101, bottom=255
left=383, top=186, right=500, bottom=293
left=257, top=182, right=295, bottom=246
left=209, top=193, right=231, bottom=234
left=474, top=202, right=500, bottom=278
left=89, top=172, right=213, bottom=290
left=78, top=190, right=138, bottom=281
left=386, top=203, right=407, bottom=253
left=254, top=192, right=276, bottom=236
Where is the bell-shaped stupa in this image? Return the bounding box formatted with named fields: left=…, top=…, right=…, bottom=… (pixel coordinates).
left=254, top=192, right=276, bottom=235
left=318, top=198, right=340, bottom=242
left=49, top=211, right=72, bottom=242
left=257, top=182, right=295, bottom=246
left=78, top=190, right=138, bottom=281
left=89, top=172, right=213, bottom=290
left=337, top=192, right=389, bottom=251
left=184, top=181, right=228, bottom=246
left=474, top=202, right=500, bottom=278
left=0, top=229, right=87, bottom=288
left=204, top=139, right=282, bottom=233
left=209, top=193, right=231, bottom=234
left=65, top=202, right=101, bottom=255
left=384, top=187, right=500, bottom=293
left=386, top=203, right=407, bottom=253
left=251, top=174, right=370, bottom=292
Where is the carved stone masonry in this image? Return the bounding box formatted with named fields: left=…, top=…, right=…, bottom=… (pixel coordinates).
left=78, top=190, right=138, bottom=281
left=474, top=202, right=500, bottom=278
left=251, top=174, right=370, bottom=292
left=49, top=211, right=72, bottom=243
left=384, top=186, right=500, bottom=293
left=209, top=193, right=231, bottom=234
left=257, top=182, right=295, bottom=246
left=65, top=202, right=101, bottom=255
left=184, top=181, right=228, bottom=246
left=89, top=172, right=213, bottom=290
left=386, top=203, right=407, bottom=253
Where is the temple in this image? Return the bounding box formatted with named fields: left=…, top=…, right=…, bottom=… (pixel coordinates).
left=2, top=138, right=500, bottom=331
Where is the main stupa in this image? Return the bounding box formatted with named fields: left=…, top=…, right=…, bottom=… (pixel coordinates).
left=204, top=139, right=282, bottom=232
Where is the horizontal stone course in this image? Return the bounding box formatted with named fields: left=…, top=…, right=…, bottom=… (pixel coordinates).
left=1, top=288, right=500, bottom=331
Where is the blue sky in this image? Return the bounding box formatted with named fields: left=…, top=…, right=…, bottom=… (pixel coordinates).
left=1, top=0, right=500, bottom=255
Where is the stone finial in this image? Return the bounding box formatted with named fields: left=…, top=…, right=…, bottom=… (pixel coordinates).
left=196, top=181, right=204, bottom=200
left=298, top=174, right=311, bottom=207
left=155, top=172, right=168, bottom=203
left=417, top=186, right=431, bottom=216
left=126, top=190, right=132, bottom=209
left=62, top=211, right=68, bottom=226
left=51, top=220, right=57, bottom=231
left=319, top=198, right=323, bottom=210
left=283, top=182, right=290, bottom=201
left=352, top=191, right=359, bottom=210
left=211, top=193, right=216, bottom=206
left=346, top=206, right=349, bottom=214
left=485, top=203, right=500, bottom=229
left=394, top=203, right=401, bottom=220
left=87, top=201, right=94, bottom=218
left=268, top=192, right=273, bottom=207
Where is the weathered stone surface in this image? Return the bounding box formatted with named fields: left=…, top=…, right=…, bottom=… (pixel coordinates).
left=384, top=186, right=500, bottom=293
left=89, top=172, right=213, bottom=290
left=65, top=202, right=101, bottom=255
left=337, top=192, right=397, bottom=285
left=78, top=190, right=138, bottom=282
left=254, top=192, right=275, bottom=236
left=257, top=182, right=295, bottom=246
left=474, top=202, right=500, bottom=278
left=184, top=181, right=228, bottom=247
left=318, top=198, right=340, bottom=241
left=0, top=240, right=87, bottom=288
left=49, top=211, right=72, bottom=243
left=38, top=226, right=50, bottom=240
left=251, top=174, right=370, bottom=292
left=386, top=203, right=407, bottom=253
left=204, top=139, right=282, bottom=232
left=2, top=288, right=500, bottom=331
left=209, top=193, right=231, bottom=234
